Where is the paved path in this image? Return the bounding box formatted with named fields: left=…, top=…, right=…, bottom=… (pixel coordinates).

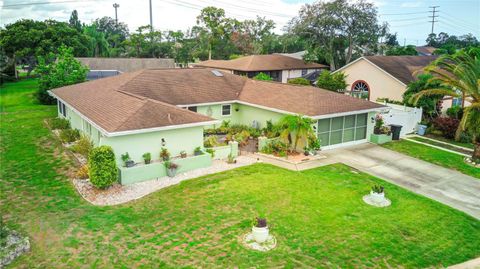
left=319, top=143, right=480, bottom=220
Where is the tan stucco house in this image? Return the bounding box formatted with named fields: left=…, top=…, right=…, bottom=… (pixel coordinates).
left=334, top=56, right=437, bottom=102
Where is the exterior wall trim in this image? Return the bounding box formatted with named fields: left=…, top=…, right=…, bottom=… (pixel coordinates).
left=311, top=107, right=389, bottom=120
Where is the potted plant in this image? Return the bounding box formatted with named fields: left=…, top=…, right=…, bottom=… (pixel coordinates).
left=252, top=217, right=269, bottom=243
left=121, top=152, right=135, bottom=167
left=303, top=146, right=310, bottom=156
left=164, top=161, right=179, bottom=177
left=194, top=146, right=203, bottom=156
left=370, top=184, right=385, bottom=203
left=160, top=147, right=170, bottom=161
left=142, top=152, right=151, bottom=164
left=227, top=154, right=236, bottom=164
left=180, top=150, right=187, bottom=158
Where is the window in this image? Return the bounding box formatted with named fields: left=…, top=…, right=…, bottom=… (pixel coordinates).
left=58, top=100, right=66, bottom=117
left=301, top=69, right=308, bottom=76
left=317, top=113, right=368, bottom=147
left=221, top=104, right=231, bottom=116
left=188, top=106, right=197, bottom=112
left=351, top=80, right=370, bottom=100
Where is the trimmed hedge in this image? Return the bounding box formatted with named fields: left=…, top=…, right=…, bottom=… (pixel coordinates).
left=88, top=146, right=118, bottom=189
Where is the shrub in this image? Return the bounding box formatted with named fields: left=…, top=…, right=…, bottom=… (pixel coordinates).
left=371, top=185, right=384, bottom=194
left=432, top=117, right=460, bottom=139
left=459, top=132, right=473, bottom=144
left=164, top=161, right=179, bottom=169
left=88, top=146, right=118, bottom=189
left=205, top=148, right=215, bottom=158
left=160, top=148, right=170, bottom=161
left=446, top=106, right=463, bottom=120
left=204, top=136, right=219, bottom=148
left=253, top=217, right=267, bottom=228
left=227, top=154, right=236, bottom=164
left=316, top=70, right=347, bottom=92
left=194, top=146, right=203, bottom=155
left=253, top=72, right=272, bottom=81
left=49, top=117, right=70, bottom=129
left=261, top=139, right=288, bottom=157
left=60, top=129, right=80, bottom=143
left=287, top=77, right=310, bottom=85
left=71, top=135, right=93, bottom=157
left=143, top=152, right=151, bottom=164
left=76, top=164, right=89, bottom=179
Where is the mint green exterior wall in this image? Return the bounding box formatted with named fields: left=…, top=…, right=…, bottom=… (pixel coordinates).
left=196, top=103, right=284, bottom=129
left=206, top=141, right=238, bottom=160
left=100, top=126, right=204, bottom=166
left=59, top=104, right=102, bottom=146
left=119, top=153, right=212, bottom=185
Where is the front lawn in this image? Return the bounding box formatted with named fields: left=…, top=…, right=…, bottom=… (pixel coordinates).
left=382, top=140, right=480, bottom=179
left=2, top=79, right=480, bottom=268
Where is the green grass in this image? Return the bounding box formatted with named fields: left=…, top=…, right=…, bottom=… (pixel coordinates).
left=1, top=79, right=480, bottom=268
left=409, top=136, right=473, bottom=155
left=425, top=134, right=475, bottom=149
left=382, top=140, right=480, bottom=179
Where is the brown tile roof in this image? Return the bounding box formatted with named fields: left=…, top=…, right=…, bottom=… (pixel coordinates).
left=240, top=80, right=384, bottom=116
left=51, top=68, right=385, bottom=134
left=194, top=54, right=327, bottom=71
left=51, top=71, right=215, bottom=133
left=364, top=56, right=437, bottom=84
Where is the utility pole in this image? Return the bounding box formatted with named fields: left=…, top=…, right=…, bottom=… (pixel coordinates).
left=428, top=6, right=439, bottom=34
left=149, top=0, right=153, bottom=32
left=113, top=3, right=120, bottom=24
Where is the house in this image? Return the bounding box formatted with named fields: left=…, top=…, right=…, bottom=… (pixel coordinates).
left=193, top=54, right=327, bottom=83
left=76, top=57, right=175, bottom=80
left=49, top=68, right=386, bottom=184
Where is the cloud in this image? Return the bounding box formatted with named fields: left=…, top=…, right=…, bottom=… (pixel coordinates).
left=0, top=0, right=304, bottom=33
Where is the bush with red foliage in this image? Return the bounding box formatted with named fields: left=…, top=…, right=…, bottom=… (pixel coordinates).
left=432, top=117, right=460, bottom=139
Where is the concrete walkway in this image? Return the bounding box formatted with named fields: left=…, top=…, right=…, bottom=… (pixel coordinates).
left=320, top=143, right=480, bottom=220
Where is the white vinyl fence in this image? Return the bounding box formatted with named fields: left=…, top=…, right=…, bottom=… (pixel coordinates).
left=377, top=102, right=423, bottom=137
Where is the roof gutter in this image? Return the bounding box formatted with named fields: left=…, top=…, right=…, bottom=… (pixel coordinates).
left=310, top=107, right=389, bottom=120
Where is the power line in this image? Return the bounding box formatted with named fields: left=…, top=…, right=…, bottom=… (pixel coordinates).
left=428, top=6, right=440, bottom=34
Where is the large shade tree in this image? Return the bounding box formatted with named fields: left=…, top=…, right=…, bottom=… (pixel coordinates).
left=411, top=50, right=480, bottom=161
left=290, top=0, right=386, bottom=70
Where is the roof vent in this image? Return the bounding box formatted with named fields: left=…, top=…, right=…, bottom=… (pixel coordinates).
left=211, top=69, right=223, bottom=77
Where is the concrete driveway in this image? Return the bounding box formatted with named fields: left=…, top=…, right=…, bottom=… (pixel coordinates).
left=320, top=143, right=480, bottom=220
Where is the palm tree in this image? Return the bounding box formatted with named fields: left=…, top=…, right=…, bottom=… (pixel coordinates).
left=83, top=25, right=110, bottom=57
left=411, top=50, right=480, bottom=161
left=279, top=115, right=314, bottom=152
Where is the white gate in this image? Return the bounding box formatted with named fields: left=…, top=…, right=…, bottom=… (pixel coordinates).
left=378, top=102, right=422, bottom=137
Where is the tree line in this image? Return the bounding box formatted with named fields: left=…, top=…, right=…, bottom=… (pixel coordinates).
left=1, top=0, right=479, bottom=81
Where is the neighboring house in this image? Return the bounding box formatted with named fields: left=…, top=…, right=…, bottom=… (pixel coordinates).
left=76, top=57, right=175, bottom=80
left=334, top=56, right=437, bottom=102
left=193, top=54, right=327, bottom=83
left=415, top=46, right=437, bottom=56
left=280, top=51, right=306, bottom=60
left=50, top=68, right=385, bottom=171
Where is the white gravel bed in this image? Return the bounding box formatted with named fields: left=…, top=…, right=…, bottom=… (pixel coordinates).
left=73, top=156, right=257, bottom=206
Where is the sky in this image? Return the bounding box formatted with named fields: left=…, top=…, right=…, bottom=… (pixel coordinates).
left=0, top=0, right=479, bottom=46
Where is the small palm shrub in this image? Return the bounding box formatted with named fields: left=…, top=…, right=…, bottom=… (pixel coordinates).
left=143, top=152, right=151, bottom=164
left=88, top=146, right=118, bottom=189
left=76, top=164, right=89, bottom=179
left=204, top=135, right=219, bottom=148
left=71, top=135, right=93, bottom=157
left=49, top=117, right=70, bottom=129
left=60, top=129, right=80, bottom=143
left=371, top=185, right=384, bottom=194
left=160, top=148, right=170, bottom=161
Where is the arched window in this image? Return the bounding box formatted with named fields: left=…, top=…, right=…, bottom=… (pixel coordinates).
left=351, top=80, right=370, bottom=100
